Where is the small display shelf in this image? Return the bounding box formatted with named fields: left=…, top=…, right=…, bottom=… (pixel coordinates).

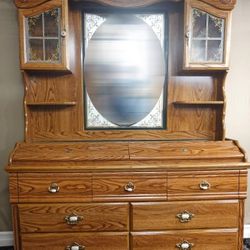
left=173, top=101, right=224, bottom=105
left=26, top=101, right=77, bottom=106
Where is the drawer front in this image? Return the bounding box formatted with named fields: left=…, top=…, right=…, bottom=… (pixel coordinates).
left=132, top=200, right=239, bottom=230
left=18, top=173, right=92, bottom=202
left=168, top=172, right=239, bottom=200
left=19, top=203, right=129, bottom=232
left=132, top=230, right=238, bottom=250
left=21, top=232, right=128, bottom=250
left=93, top=174, right=167, bottom=201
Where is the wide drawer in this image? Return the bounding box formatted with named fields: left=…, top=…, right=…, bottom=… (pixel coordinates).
left=19, top=203, right=129, bottom=232
left=132, top=200, right=239, bottom=230
left=21, top=232, right=129, bottom=250
left=93, top=173, right=167, bottom=201
left=18, top=173, right=92, bottom=202
left=131, top=229, right=238, bottom=250
left=168, top=171, right=239, bottom=200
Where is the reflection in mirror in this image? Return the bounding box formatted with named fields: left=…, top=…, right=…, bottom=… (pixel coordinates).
left=84, top=13, right=166, bottom=129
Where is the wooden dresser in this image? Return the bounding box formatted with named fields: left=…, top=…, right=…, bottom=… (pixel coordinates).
left=7, top=0, right=249, bottom=249
left=7, top=140, right=249, bottom=249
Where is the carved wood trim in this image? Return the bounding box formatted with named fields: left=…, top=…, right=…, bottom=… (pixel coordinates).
left=14, top=0, right=52, bottom=9
left=199, top=0, right=236, bottom=10
left=71, top=0, right=182, bottom=8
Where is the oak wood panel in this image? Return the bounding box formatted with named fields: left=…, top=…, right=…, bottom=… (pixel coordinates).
left=168, top=170, right=239, bottom=200
left=18, top=173, right=92, bottom=202
left=10, top=141, right=243, bottom=162
left=11, top=205, right=21, bottom=250
left=131, top=229, right=238, bottom=250
left=19, top=203, right=129, bottom=232
left=15, top=0, right=51, bottom=9
left=239, top=169, right=248, bottom=198
left=200, top=0, right=236, bottom=10
left=93, top=174, right=167, bottom=201
left=131, top=200, right=239, bottom=230
left=9, top=173, right=18, bottom=203
left=21, top=232, right=129, bottom=250
left=129, top=140, right=243, bottom=160
left=12, top=142, right=129, bottom=162
left=25, top=73, right=76, bottom=104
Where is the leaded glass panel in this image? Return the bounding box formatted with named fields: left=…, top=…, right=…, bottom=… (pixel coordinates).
left=190, top=8, right=224, bottom=63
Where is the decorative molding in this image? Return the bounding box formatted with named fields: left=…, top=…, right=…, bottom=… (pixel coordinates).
left=244, top=224, right=250, bottom=239
left=72, top=0, right=182, bottom=8
left=0, top=232, right=13, bottom=247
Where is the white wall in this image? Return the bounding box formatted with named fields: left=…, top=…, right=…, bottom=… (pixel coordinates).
left=226, top=0, right=250, bottom=224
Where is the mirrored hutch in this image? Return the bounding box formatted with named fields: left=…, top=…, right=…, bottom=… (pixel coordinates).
left=6, top=0, right=249, bottom=249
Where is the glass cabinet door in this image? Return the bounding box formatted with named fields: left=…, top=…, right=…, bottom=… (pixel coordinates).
left=184, top=0, right=231, bottom=69
left=19, top=0, right=69, bottom=71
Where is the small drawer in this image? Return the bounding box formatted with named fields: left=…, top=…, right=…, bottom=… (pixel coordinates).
left=19, top=203, right=129, bottom=232
left=168, top=171, right=239, bottom=200
left=132, top=230, right=238, bottom=250
left=93, top=173, right=167, bottom=202
left=21, top=232, right=129, bottom=250
left=18, top=173, right=92, bottom=202
left=132, top=200, right=239, bottom=230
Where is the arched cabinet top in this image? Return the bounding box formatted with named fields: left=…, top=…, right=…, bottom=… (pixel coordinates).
left=15, top=0, right=236, bottom=10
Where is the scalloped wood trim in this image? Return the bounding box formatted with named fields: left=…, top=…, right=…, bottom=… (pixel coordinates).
left=71, top=0, right=182, bottom=8
left=14, top=0, right=52, bottom=9
left=200, top=0, right=236, bottom=10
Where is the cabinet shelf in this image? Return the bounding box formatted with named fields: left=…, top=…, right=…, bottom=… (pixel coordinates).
left=173, top=101, right=224, bottom=106
left=26, top=101, right=77, bottom=106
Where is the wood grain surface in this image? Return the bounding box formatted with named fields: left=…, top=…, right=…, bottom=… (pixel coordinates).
left=131, top=200, right=239, bottom=230
left=18, top=173, right=92, bottom=202
left=21, top=232, right=129, bottom=250
left=19, top=203, right=129, bottom=232
left=131, top=229, right=238, bottom=250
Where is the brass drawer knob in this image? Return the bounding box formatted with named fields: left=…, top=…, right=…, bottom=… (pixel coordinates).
left=199, top=180, right=211, bottom=190
left=48, top=183, right=60, bottom=193
left=65, top=213, right=83, bottom=225
left=66, top=242, right=85, bottom=250
left=176, top=240, right=194, bottom=250
left=124, top=182, right=135, bottom=192
left=61, top=30, right=67, bottom=38
left=176, top=210, right=194, bottom=223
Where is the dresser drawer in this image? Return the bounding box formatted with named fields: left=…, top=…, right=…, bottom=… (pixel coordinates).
left=93, top=173, right=167, bottom=201
left=18, top=173, right=92, bottom=202
left=132, top=230, right=238, bottom=250
left=19, top=203, right=129, bottom=232
left=168, top=171, right=239, bottom=200
left=132, top=200, right=239, bottom=230
left=21, top=232, right=128, bottom=250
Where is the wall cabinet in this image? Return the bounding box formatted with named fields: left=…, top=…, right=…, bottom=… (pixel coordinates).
left=18, top=0, right=69, bottom=71
left=184, top=0, right=232, bottom=69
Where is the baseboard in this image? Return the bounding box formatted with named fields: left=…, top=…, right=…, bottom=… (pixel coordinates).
left=0, top=232, right=13, bottom=247
left=245, top=224, right=250, bottom=239
left=0, top=225, right=250, bottom=247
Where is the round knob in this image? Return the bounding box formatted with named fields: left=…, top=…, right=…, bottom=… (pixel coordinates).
left=176, top=210, right=194, bottom=223
left=65, top=213, right=83, bottom=225
left=176, top=240, right=194, bottom=250
left=61, top=30, right=67, bottom=38
left=65, top=242, right=85, bottom=250
left=199, top=180, right=211, bottom=190
left=124, top=182, right=135, bottom=192
left=48, top=183, right=60, bottom=193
